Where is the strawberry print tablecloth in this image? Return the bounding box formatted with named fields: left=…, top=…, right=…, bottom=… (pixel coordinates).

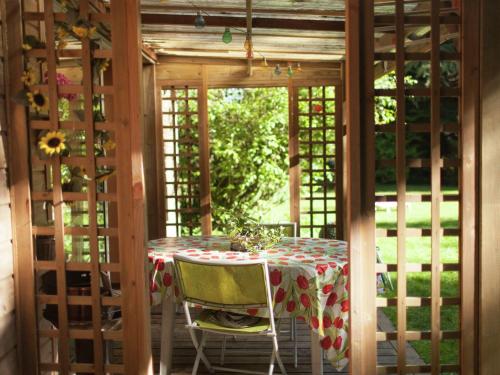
left=148, top=236, right=349, bottom=370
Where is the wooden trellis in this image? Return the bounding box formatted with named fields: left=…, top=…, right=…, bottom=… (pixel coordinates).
left=347, top=0, right=478, bottom=373
left=8, top=0, right=152, bottom=373
left=291, top=85, right=343, bottom=238
left=161, top=85, right=203, bottom=236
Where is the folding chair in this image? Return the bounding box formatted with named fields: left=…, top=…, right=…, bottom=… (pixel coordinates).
left=261, top=222, right=298, bottom=368
left=173, top=255, right=287, bottom=375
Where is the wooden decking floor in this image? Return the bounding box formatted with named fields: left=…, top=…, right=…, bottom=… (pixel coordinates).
left=150, top=309, right=424, bottom=374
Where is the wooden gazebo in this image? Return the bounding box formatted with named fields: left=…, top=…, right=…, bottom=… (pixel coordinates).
left=0, top=0, right=498, bottom=374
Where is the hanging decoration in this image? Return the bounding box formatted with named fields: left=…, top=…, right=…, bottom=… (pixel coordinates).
left=296, top=63, right=303, bottom=73
left=287, top=64, right=293, bottom=77
left=262, top=57, right=268, bottom=67
left=222, top=27, right=233, bottom=44
left=194, top=11, right=206, bottom=29
left=274, top=64, right=282, bottom=76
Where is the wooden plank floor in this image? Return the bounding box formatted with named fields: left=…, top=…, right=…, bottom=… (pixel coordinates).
left=150, top=308, right=424, bottom=374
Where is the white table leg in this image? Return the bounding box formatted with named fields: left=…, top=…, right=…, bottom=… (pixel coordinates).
left=159, top=293, right=176, bottom=375
left=310, top=330, right=323, bottom=375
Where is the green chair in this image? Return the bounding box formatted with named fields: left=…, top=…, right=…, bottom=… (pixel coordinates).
left=173, top=255, right=287, bottom=375
left=261, top=222, right=298, bottom=368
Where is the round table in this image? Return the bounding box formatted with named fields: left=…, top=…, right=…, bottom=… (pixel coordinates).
left=148, top=236, right=349, bottom=373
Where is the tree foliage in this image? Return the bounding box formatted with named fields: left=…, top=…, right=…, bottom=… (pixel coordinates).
left=208, top=88, right=289, bottom=230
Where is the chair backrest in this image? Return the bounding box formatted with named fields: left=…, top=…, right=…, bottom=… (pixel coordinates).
left=173, top=255, right=271, bottom=309
left=262, top=222, right=298, bottom=237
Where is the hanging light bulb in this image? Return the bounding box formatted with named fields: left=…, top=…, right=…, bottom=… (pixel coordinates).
left=194, top=11, right=206, bottom=29
left=274, top=64, right=282, bottom=76
left=222, top=27, right=232, bottom=44
left=287, top=65, right=293, bottom=77
left=296, top=63, right=303, bottom=73
left=262, top=57, right=268, bottom=67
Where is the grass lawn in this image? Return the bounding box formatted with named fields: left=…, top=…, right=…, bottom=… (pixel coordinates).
left=260, top=183, right=460, bottom=366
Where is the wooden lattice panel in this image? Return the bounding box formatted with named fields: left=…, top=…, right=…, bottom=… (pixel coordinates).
left=292, top=85, right=342, bottom=238
left=161, top=86, right=202, bottom=236
left=10, top=0, right=150, bottom=373
left=371, top=0, right=469, bottom=373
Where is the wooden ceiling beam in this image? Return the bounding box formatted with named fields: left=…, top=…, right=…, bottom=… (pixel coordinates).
left=141, top=13, right=345, bottom=32
left=140, top=4, right=344, bottom=17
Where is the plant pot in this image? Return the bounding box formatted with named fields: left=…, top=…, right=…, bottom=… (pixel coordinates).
left=230, top=242, right=248, bottom=252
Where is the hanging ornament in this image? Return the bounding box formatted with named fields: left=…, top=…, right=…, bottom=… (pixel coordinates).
left=247, top=49, right=254, bottom=59
left=296, top=63, right=303, bottom=73
left=274, top=64, right=282, bottom=76
left=287, top=65, right=293, bottom=77
left=244, top=35, right=251, bottom=51
left=262, top=57, right=269, bottom=67
left=194, top=11, right=206, bottom=29
left=222, top=27, right=232, bottom=44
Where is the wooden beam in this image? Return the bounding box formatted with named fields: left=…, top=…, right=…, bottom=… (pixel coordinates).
left=110, top=0, right=153, bottom=373
left=140, top=4, right=345, bottom=17
left=198, top=67, right=212, bottom=235
left=288, top=83, right=300, bottom=235
left=5, top=0, right=38, bottom=373
left=460, top=0, right=480, bottom=373
left=345, top=0, right=377, bottom=373
left=334, top=84, right=344, bottom=240
left=141, top=13, right=345, bottom=32
left=246, top=0, right=253, bottom=76
left=479, top=1, right=500, bottom=375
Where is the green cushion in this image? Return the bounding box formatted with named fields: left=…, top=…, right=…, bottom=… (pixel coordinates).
left=194, top=310, right=271, bottom=334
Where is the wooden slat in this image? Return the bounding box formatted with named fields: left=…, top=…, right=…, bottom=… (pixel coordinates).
left=376, top=330, right=461, bottom=341
left=376, top=297, right=460, bottom=307
left=395, top=1, right=406, bottom=371
left=376, top=263, right=460, bottom=273
left=430, top=0, right=441, bottom=373
left=198, top=66, right=212, bottom=234
left=80, top=1, right=104, bottom=372
left=376, top=228, right=459, bottom=237
left=43, top=0, right=70, bottom=371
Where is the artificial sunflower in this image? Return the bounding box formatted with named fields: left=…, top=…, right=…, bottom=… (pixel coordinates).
left=22, top=43, right=32, bottom=51
left=72, top=25, right=97, bottom=39
left=57, top=40, right=68, bottom=51
left=21, top=69, right=36, bottom=87
left=56, top=26, right=68, bottom=40
left=27, top=90, right=48, bottom=112
left=99, top=59, right=110, bottom=72
left=96, top=169, right=116, bottom=183
left=38, top=131, right=66, bottom=156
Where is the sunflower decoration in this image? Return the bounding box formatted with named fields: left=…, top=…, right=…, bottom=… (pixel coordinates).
left=27, top=90, right=48, bottom=112
left=21, top=69, right=37, bottom=87
left=38, top=131, right=66, bottom=156
left=22, top=43, right=32, bottom=51
left=96, top=169, right=116, bottom=183
left=72, top=20, right=97, bottom=39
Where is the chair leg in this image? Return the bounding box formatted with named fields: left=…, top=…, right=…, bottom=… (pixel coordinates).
left=220, top=336, right=227, bottom=365
left=272, top=336, right=287, bottom=375
left=268, top=349, right=276, bottom=375
left=188, top=329, right=212, bottom=374
left=291, top=319, right=297, bottom=368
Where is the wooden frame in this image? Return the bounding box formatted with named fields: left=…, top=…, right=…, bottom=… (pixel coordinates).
left=7, top=0, right=152, bottom=373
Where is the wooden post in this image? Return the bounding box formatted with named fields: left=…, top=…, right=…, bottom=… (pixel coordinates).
left=479, top=1, right=500, bottom=374
left=6, top=0, right=38, bottom=373
left=345, top=0, right=377, bottom=374
left=461, top=0, right=480, bottom=373
left=110, top=0, right=153, bottom=373
left=198, top=66, right=212, bottom=234
left=154, top=66, right=167, bottom=238
left=288, top=82, right=300, bottom=234
left=334, top=84, right=344, bottom=240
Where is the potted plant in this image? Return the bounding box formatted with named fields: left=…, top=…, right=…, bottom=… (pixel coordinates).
left=225, top=216, right=284, bottom=253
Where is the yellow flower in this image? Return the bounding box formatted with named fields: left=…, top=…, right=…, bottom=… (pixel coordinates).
left=103, top=139, right=116, bottom=152
left=72, top=25, right=97, bottom=39
left=21, top=69, right=36, bottom=87
left=27, top=90, right=48, bottom=111
left=22, top=43, right=32, bottom=51
left=38, top=131, right=66, bottom=156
